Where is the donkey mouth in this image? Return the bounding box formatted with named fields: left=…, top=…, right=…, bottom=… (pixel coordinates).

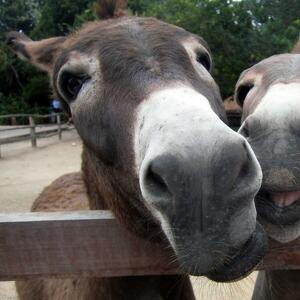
left=256, top=189, right=300, bottom=225
left=269, top=190, right=300, bottom=207
left=207, top=223, right=267, bottom=282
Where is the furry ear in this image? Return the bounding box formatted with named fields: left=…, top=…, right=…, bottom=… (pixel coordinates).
left=95, top=0, right=128, bottom=19
left=6, top=31, right=66, bottom=72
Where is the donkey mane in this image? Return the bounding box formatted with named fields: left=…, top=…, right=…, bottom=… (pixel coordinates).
left=95, top=0, right=128, bottom=19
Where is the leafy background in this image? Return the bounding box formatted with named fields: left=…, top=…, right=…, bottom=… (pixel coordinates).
left=0, top=0, right=299, bottom=115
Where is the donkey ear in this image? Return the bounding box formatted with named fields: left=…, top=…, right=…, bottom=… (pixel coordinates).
left=95, top=0, right=128, bottom=19
left=6, top=31, right=66, bottom=73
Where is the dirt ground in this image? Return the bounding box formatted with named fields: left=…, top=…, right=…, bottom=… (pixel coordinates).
left=0, top=131, right=256, bottom=300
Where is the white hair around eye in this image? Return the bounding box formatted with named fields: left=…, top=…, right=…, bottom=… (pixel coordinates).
left=56, top=51, right=102, bottom=112
left=182, top=37, right=214, bottom=83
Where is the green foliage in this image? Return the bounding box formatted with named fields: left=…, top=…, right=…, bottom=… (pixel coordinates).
left=0, top=0, right=299, bottom=115
left=129, top=0, right=300, bottom=97
left=22, top=75, right=51, bottom=106
left=0, top=0, right=37, bottom=36
left=73, top=6, right=98, bottom=30
left=0, top=0, right=94, bottom=115
left=31, top=0, right=93, bottom=38
left=0, top=94, right=30, bottom=115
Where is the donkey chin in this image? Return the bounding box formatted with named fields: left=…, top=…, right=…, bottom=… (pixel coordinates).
left=255, top=171, right=300, bottom=243
left=135, top=87, right=267, bottom=282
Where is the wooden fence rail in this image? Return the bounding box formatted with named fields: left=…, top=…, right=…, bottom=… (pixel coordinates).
left=0, top=113, right=64, bottom=119
left=0, top=113, right=73, bottom=158
left=0, top=210, right=299, bottom=281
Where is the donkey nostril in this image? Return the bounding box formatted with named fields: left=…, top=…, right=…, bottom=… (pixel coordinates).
left=239, top=160, right=251, bottom=179
left=145, top=163, right=169, bottom=197
left=240, top=122, right=250, bottom=138
left=238, top=141, right=253, bottom=178
left=243, top=140, right=252, bottom=161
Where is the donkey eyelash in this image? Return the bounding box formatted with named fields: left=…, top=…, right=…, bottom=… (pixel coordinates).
left=196, top=52, right=211, bottom=71
left=58, top=71, right=90, bottom=102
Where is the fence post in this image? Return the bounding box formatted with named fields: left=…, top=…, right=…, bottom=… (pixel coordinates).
left=11, top=116, right=17, bottom=125
left=57, top=114, right=62, bottom=140
left=29, top=116, right=37, bottom=148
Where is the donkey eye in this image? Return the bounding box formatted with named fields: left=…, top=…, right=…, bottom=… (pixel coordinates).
left=59, top=71, right=90, bottom=101
left=236, top=83, right=254, bottom=107
left=196, top=52, right=211, bottom=71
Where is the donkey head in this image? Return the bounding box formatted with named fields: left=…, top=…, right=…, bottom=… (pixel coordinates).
left=235, top=53, right=300, bottom=243
left=7, top=15, right=266, bottom=281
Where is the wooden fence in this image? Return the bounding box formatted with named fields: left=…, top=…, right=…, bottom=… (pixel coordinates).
left=224, top=97, right=242, bottom=131
left=0, top=108, right=299, bottom=281
left=0, top=210, right=299, bottom=281
left=0, top=113, right=73, bottom=158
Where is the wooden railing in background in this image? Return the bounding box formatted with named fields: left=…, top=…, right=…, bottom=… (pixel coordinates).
left=0, top=113, right=73, bottom=158
left=0, top=210, right=299, bottom=281
left=0, top=108, right=299, bottom=281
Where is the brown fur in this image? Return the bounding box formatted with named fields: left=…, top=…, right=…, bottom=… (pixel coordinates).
left=235, top=54, right=300, bottom=300
left=235, top=54, right=300, bottom=120
left=16, top=172, right=194, bottom=300
left=252, top=270, right=300, bottom=300
left=6, top=12, right=267, bottom=298
left=6, top=32, right=66, bottom=72
left=9, top=3, right=196, bottom=298
left=7, top=1, right=266, bottom=298
left=95, top=0, right=128, bottom=19
left=31, top=172, right=89, bottom=211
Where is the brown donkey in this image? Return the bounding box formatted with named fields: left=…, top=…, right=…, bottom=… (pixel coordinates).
left=7, top=3, right=267, bottom=299
left=235, top=52, right=300, bottom=300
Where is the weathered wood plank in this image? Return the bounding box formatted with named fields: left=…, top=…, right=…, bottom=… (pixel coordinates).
left=0, top=211, right=178, bottom=281
left=0, top=113, right=64, bottom=119
left=0, top=210, right=299, bottom=281
left=57, top=114, right=62, bottom=140
left=29, top=116, right=37, bottom=148
left=0, top=126, right=73, bottom=146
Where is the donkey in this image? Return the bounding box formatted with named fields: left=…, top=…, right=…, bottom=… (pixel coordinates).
left=7, top=4, right=267, bottom=300
left=235, top=53, right=300, bottom=300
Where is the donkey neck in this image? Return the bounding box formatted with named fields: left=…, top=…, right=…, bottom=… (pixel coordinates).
left=81, top=146, right=164, bottom=241
left=81, top=147, right=108, bottom=210
left=252, top=270, right=300, bottom=300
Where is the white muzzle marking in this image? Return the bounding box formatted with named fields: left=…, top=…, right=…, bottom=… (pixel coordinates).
left=134, top=86, right=257, bottom=249
left=249, top=82, right=300, bottom=129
